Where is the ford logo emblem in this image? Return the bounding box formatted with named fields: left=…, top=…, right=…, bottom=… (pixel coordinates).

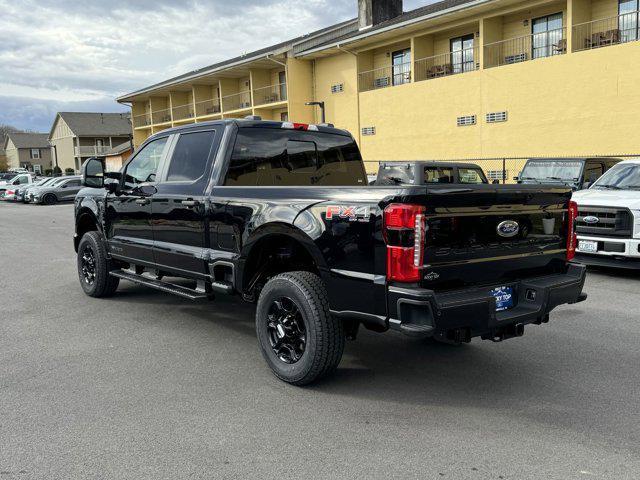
left=497, top=220, right=520, bottom=238
left=583, top=215, right=599, bottom=224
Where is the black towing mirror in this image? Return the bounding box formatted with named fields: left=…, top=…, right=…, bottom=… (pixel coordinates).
left=81, top=157, right=105, bottom=188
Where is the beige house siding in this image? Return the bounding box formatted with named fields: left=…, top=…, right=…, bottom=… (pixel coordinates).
left=49, top=116, right=76, bottom=171
left=5, top=138, right=20, bottom=169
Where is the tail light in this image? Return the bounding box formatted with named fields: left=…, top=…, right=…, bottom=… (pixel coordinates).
left=566, top=200, right=578, bottom=261
left=384, top=204, right=426, bottom=282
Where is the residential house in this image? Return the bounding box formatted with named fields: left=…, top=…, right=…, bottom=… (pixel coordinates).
left=3, top=132, right=52, bottom=174
left=49, top=112, right=132, bottom=173
left=117, top=0, right=640, bottom=178
left=104, top=141, right=133, bottom=172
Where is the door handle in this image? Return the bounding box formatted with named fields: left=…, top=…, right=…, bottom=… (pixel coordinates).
left=135, top=198, right=150, bottom=205
left=181, top=199, right=200, bottom=207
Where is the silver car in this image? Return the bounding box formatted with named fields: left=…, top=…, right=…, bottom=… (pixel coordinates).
left=30, top=176, right=82, bottom=205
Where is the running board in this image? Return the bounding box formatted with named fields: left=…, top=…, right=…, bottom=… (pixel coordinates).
left=110, top=270, right=209, bottom=300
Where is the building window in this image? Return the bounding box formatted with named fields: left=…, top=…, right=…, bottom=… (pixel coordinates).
left=331, top=83, right=344, bottom=94
left=532, top=13, right=563, bottom=59
left=30, top=148, right=41, bottom=159
left=391, top=48, right=411, bottom=86
left=280, top=112, right=289, bottom=122
left=619, top=0, right=639, bottom=42
left=450, top=34, right=475, bottom=73
left=33, top=165, right=42, bottom=174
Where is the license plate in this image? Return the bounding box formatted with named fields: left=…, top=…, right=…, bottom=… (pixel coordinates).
left=578, top=240, right=598, bottom=253
left=490, top=286, right=514, bottom=312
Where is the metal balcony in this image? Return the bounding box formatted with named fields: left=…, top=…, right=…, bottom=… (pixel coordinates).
left=484, top=27, right=567, bottom=69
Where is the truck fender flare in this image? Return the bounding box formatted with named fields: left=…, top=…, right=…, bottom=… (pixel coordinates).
left=238, top=222, right=329, bottom=286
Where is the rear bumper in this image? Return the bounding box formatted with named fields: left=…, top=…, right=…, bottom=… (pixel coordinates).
left=387, top=263, right=587, bottom=341
left=574, top=253, right=640, bottom=270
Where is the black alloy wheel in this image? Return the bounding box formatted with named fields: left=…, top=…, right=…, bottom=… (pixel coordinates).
left=80, top=244, right=97, bottom=286
left=266, top=296, right=307, bottom=364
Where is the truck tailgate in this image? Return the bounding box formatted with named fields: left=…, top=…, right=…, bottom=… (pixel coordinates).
left=415, top=185, right=573, bottom=290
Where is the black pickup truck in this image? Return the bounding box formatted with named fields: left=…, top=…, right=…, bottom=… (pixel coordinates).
left=75, top=119, right=587, bottom=385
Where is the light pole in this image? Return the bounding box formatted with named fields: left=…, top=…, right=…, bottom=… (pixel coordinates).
left=305, top=101, right=326, bottom=124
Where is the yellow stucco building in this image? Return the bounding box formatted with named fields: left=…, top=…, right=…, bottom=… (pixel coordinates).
left=117, top=0, right=640, bottom=176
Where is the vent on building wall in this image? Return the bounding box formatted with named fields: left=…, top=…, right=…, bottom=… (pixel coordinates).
left=457, top=115, right=476, bottom=127
left=331, top=83, right=344, bottom=94
left=361, top=127, right=376, bottom=136
left=486, top=111, right=508, bottom=123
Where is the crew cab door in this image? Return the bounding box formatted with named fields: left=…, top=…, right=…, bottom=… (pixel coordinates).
left=105, top=135, right=170, bottom=265
left=151, top=128, right=220, bottom=277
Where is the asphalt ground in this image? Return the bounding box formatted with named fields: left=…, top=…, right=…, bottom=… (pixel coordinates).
left=1, top=201, right=639, bottom=479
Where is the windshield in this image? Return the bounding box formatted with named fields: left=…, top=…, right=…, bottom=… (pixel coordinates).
left=521, top=160, right=583, bottom=182
left=592, top=164, right=640, bottom=190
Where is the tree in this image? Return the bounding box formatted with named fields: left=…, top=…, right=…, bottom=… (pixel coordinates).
left=0, top=155, right=8, bottom=172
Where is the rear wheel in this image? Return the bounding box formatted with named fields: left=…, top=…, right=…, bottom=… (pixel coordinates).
left=43, top=193, right=57, bottom=205
left=77, top=231, right=119, bottom=298
left=256, top=271, right=344, bottom=385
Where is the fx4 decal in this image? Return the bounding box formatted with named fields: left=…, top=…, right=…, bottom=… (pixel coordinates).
left=325, top=205, right=371, bottom=222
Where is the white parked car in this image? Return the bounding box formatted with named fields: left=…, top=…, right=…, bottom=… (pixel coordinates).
left=0, top=173, right=33, bottom=194
left=572, top=159, right=640, bottom=269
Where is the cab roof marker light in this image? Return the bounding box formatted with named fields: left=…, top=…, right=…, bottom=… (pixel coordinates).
left=281, top=122, right=318, bottom=131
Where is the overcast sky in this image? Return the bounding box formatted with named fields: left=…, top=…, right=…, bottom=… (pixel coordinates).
left=0, top=0, right=433, bottom=133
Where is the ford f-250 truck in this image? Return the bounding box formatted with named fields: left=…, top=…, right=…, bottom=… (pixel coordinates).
left=75, top=118, right=587, bottom=385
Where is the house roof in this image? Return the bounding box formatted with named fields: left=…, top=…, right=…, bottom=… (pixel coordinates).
left=117, top=19, right=357, bottom=101
left=5, top=132, right=50, bottom=149
left=104, top=141, right=133, bottom=156
left=295, top=0, right=486, bottom=55
left=117, top=0, right=483, bottom=101
left=52, top=112, right=131, bottom=138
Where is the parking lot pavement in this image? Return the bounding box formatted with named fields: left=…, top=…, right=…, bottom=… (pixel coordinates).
left=1, top=201, right=639, bottom=480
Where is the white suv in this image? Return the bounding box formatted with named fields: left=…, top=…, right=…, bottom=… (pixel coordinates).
left=572, top=160, right=640, bottom=269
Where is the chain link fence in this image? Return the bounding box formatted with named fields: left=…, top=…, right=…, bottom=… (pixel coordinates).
left=363, top=155, right=640, bottom=184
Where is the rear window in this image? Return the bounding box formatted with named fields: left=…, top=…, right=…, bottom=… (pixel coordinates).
left=224, top=129, right=366, bottom=186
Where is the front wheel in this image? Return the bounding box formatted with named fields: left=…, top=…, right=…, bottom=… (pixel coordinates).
left=77, top=231, right=119, bottom=298
left=43, top=193, right=57, bottom=205
left=256, top=271, right=344, bottom=386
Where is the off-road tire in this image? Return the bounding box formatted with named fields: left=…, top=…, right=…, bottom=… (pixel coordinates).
left=256, top=271, right=344, bottom=385
left=43, top=193, right=57, bottom=205
left=77, top=231, right=119, bottom=298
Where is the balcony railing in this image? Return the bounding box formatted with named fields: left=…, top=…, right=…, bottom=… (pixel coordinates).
left=75, top=145, right=112, bottom=157
left=253, top=83, right=287, bottom=106
left=221, top=91, right=252, bottom=112
left=133, top=113, right=151, bottom=128
left=172, top=103, right=195, bottom=121
left=151, top=108, right=172, bottom=125
left=573, top=11, right=640, bottom=52
left=195, top=98, right=221, bottom=117
left=414, top=47, right=479, bottom=82
left=484, top=28, right=567, bottom=68
left=358, top=62, right=411, bottom=92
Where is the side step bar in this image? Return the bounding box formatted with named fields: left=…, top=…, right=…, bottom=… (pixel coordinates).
left=110, top=269, right=210, bottom=300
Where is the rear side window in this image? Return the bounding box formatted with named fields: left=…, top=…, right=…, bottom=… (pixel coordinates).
left=224, top=129, right=366, bottom=186
left=424, top=167, right=453, bottom=184
left=166, top=130, right=216, bottom=182
left=458, top=168, right=486, bottom=184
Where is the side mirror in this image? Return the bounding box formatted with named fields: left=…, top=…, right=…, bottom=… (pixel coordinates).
left=81, top=157, right=105, bottom=188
